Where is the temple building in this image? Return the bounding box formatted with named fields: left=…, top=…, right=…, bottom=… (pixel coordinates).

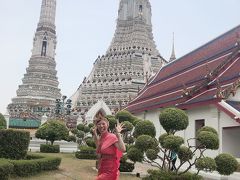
left=71, top=0, right=166, bottom=122
left=126, top=25, right=240, bottom=158
left=7, top=0, right=61, bottom=129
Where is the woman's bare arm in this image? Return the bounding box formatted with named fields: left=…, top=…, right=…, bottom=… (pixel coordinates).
left=114, top=121, right=126, bottom=152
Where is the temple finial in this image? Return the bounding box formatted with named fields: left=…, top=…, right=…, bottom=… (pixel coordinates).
left=169, top=32, right=176, bottom=62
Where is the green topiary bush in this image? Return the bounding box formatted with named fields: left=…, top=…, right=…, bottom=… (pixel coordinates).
left=197, top=126, right=218, bottom=135
left=10, top=159, right=40, bottom=177
left=119, top=155, right=134, bottom=172
left=115, top=110, right=134, bottom=123
left=10, top=154, right=61, bottom=177
left=122, top=121, right=134, bottom=132
left=35, top=120, right=69, bottom=145
left=85, top=137, right=96, bottom=148
left=40, top=144, right=60, bottom=153
left=215, top=153, right=238, bottom=175
left=161, top=134, right=184, bottom=151
left=0, top=159, right=14, bottom=180
left=75, top=145, right=97, bottom=160
left=143, top=169, right=203, bottom=180
left=146, top=149, right=158, bottom=161
left=135, top=135, right=159, bottom=152
left=196, top=157, right=216, bottom=172
left=178, top=146, right=193, bottom=162
left=159, top=108, right=189, bottom=133
left=127, top=147, right=144, bottom=162
left=133, top=120, right=156, bottom=138
left=197, top=131, right=219, bottom=149
left=0, top=129, right=30, bottom=159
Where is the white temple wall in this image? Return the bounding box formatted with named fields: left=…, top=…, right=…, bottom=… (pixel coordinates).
left=133, top=104, right=240, bottom=158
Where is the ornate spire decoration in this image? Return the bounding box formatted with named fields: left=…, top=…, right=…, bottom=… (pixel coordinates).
left=169, top=32, right=176, bottom=62
left=71, top=0, right=165, bottom=122
left=7, top=0, right=61, bottom=123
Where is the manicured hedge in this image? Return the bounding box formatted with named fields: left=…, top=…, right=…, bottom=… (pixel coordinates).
left=75, top=145, right=97, bottom=160
left=40, top=144, right=60, bottom=153
left=0, top=159, right=14, bottom=180
left=10, top=154, right=61, bottom=177
left=0, top=129, right=30, bottom=159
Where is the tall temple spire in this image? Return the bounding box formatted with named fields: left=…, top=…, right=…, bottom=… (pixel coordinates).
left=71, top=0, right=166, bottom=123
left=169, top=32, right=176, bottom=62
left=38, top=0, right=56, bottom=29
left=7, top=0, right=61, bottom=126
left=107, top=0, right=159, bottom=55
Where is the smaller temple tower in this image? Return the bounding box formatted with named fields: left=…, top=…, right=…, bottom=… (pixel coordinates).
left=169, top=33, right=176, bottom=62
left=7, top=0, right=61, bottom=128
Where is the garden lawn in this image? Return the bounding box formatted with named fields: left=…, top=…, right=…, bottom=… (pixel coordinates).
left=9, top=152, right=140, bottom=180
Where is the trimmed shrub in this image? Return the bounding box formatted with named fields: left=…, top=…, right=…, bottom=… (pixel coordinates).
left=77, top=124, right=85, bottom=131
left=197, top=126, right=218, bottom=135
left=133, top=120, right=156, bottom=138
left=10, top=160, right=40, bottom=177
left=135, top=135, right=159, bottom=152
left=35, top=120, right=69, bottom=145
left=197, top=131, right=219, bottom=149
left=85, top=137, right=96, bottom=148
left=178, top=146, right=193, bottom=162
left=75, top=145, right=97, bottom=159
left=26, top=154, right=61, bottom=170
left=0, top=113, right=6, bottom=129
left=0, top=159, right=14, bottom=180
left=77, top=130, right=85, bottom=138
left=0, top=129, right=30, bottom=159
left=119, top=154, right=134, bottom=172
left=146, top=149, right=158, bottom=161
left=196, top=157, right=216, bottom=172
left=40, top=144, right=60, bottom=153
left=159, top=108, right=188, bottom=133
left=161, top=134, right=184, bottom=151
left=88, top=123, right=94, bottom=128
left=143, top=169, right=203, bottom=180
left=132, top=118, right=141, bottom=126
left=119, top=161, right=134, bottom=172
left=127, top=147, right=144, bottom=162
left=115, top=110, right=134, bottom=123
left=10, top=154, right=61, bottom=176
left=122, top=121, right=134, bottom=132
left=66, top=135, right=77, bottom=142
left=215, top=153, right=238, bottom=175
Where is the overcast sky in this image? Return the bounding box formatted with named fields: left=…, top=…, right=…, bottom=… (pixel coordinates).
left=0, top=0, right=239, bottom=114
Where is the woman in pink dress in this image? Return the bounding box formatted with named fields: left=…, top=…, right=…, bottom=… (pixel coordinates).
left=93, top=112, right=126, bottom=180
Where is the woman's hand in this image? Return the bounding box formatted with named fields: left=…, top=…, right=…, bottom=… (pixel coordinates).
left=115, top=119, right=125, bottom=134
left=92, top=125, right=98, bottom=137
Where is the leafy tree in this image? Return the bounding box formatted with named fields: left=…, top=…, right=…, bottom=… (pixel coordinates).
left=215, top=153, right=238, bottom=175
left=115, top=110, right=134, bottom=123
left=0, top=113, right=6, bottom=129
left=133, top=120, right=156, bottom=138
left=126, top=107, right=237, bottom=178
left=35, top=120, right=69, bottom=145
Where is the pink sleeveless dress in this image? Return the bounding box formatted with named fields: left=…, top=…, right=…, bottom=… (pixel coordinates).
left=96, top=132, right=122, bottom=180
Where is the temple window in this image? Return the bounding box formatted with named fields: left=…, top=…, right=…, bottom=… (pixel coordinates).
left=195, top=119, right=205, bottom=147
left=139, top=5, right=143, bottom=13
left=41, top=37, right=47, bottom=56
